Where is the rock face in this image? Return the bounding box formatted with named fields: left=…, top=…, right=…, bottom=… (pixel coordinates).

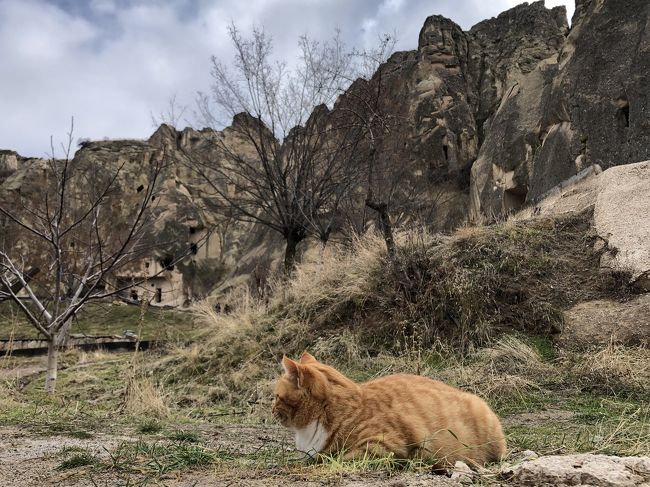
left=471, top=0, right=650, bottom=218
left=503, top=453, right=650, bottom=486
left=357, top=0, right=649, bottom=223
left=3, top=1, right=650, bottom=300
left=350, top=1, right=569, bottom=228
left=594, top=161, right=650, bottom=290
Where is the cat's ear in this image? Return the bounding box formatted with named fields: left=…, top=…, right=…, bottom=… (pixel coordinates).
left=299, top=352, right=317, bottom=364
left=282, top=355, right=305, bottom=387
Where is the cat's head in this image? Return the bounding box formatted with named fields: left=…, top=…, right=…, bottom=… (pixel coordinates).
left=272, top=352, right=328, bottom=429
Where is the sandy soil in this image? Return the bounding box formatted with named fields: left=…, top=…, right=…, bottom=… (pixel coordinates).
left=0, top=426, right=132, bottom=486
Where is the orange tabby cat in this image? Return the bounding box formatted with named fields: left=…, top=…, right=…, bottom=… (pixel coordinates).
left=272, top=352, right=506, bottom=467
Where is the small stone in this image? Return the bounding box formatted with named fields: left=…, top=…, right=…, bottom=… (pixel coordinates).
left=449, top=460, right=473, bottom=484
left=520, top=449, right=539, bottom=460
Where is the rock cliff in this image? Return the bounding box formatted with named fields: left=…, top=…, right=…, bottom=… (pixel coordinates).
left=2, top=0, right=649, bottom=300
left=471, top=0, right=650, bottom=217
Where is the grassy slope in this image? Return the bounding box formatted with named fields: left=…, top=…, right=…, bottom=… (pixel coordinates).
left=1, top=210, right=648, bottom=484
left=157, top=210, right=634, bottom=401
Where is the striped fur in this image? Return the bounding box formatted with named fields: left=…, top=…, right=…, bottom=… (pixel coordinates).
left=272, top=352, right=506, bottom=467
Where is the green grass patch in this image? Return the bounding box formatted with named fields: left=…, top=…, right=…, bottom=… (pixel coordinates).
left=56, top=450, right=98, bottom=470
left=106, top=439, right=218, bottom=475
left=506, top=407, right=650, bottom=457
left=0, top=301, right=197, bottom=340
left=138, top=419, right=163, bottom=434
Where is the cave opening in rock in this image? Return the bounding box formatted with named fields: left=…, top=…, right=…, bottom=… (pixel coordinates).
left=618, top=105, right=630, bottom=127
left=136, top=184, right=144, bottom=193
left=504, top=186, right=527, bottom=213
left=160, top=255, right=174, bottom=271
left=442, top=144, right=449, bottom=161
left=616, top=97, right=630, bottom=128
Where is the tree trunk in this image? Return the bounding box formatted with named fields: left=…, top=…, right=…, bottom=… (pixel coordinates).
left=365, top=196, right=411, bottom=291
left=284, top=235, right=300, bottom=275
left=55, top=318, right=72, bottom=347
left=365, top=198, right=397, bottom=262
left=45, top=340, right=58, bottom=393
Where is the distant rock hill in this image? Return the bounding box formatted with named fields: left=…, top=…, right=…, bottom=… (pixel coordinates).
left=2, top=0, right=648, bottom=302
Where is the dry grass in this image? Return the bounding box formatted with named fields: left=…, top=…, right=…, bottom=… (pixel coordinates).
left=269, top=209, right=618, bottom=350
left=123, top=376, right=170, bottom=419
left=567, top=345, right=650, bottom=397
left=433, top=337, right=553, bottom=408
left=278, top=233, right=387, bottom=324
left=76, top=349, right=114, bottom=365
left=157, top=210, right=641, bottom=415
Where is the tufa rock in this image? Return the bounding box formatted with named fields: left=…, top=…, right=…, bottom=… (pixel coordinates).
left=503, top=453, right=650, bottom=486
left=594, top=161, right=650, bottom=291
left=470, top=0, right=650, bottom=220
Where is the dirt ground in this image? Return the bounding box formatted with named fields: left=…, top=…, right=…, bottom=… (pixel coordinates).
left=0, top=426, right=463, bottom=487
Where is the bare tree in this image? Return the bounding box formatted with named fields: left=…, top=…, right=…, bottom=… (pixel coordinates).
left=335, top=36, right=462, bottom=279
left=0, top=119, right=166, bottom=393
left=192, top=25, right=365, bottom=273
left=329, top=35, right=403, bottom=260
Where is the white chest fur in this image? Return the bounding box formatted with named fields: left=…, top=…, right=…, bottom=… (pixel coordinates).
left=294, top=420, right=329, bottom=458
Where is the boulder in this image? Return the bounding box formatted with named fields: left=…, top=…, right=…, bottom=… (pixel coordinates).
left=503, top=454, right=650, bottom=486
left=559, top=294, right=650, bottom=350
left=594, top=161, right=650, bottom=290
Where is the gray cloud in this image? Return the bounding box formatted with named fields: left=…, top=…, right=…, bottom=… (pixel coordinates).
left=0, top=0, right=574, bottom=157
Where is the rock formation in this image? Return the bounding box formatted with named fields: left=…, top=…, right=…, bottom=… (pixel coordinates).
left=3, top=0, right=650, bottom=301
left=337, top=1, right=570, bottom=228
left=471, top=0, right=650, bottom=218
left=0, top=126, right=282, bottom=306
left=503, top=453, right=650, bottom=486
left=559, top=294, right=650, bottom=350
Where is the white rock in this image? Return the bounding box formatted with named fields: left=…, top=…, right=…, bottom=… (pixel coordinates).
left=520, top=449, right=539, bottom=461
left=503, top=453, right=650, bottom=486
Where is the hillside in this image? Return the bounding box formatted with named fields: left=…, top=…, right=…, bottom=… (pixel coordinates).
left=1, top=205, right=649, bottom=485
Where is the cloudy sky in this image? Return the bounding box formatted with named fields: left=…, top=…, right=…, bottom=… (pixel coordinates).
left=0, top=0, right=574, bottom=158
